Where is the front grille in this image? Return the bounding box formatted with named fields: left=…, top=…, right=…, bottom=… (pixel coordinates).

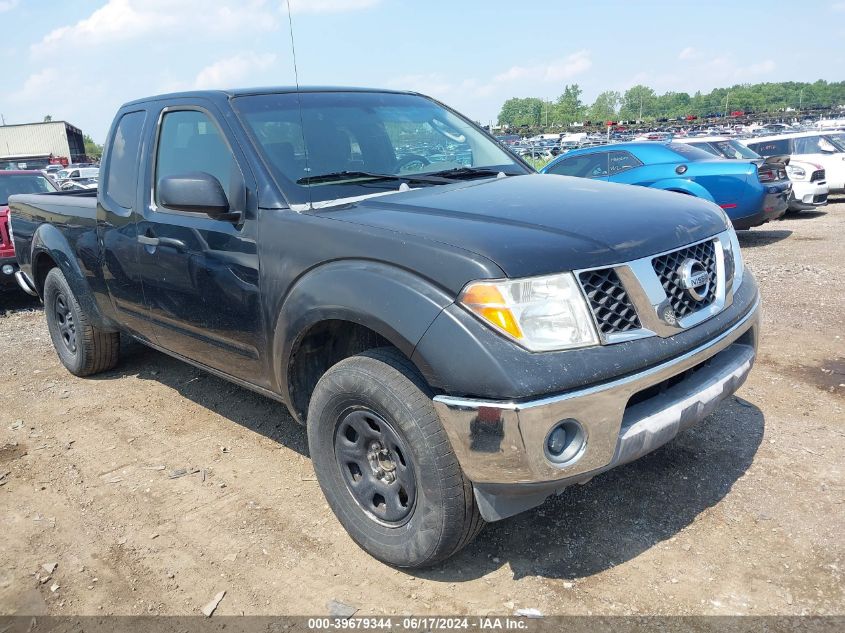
left=578, top=268, right=641, bottom=336
left=810, top=169, right=825, bottom=182
left=651, top=240, right=717, bottom=319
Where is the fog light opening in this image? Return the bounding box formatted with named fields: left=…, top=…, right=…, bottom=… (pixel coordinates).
left=1, top=264, right=14, bottom=276
left=544, top=419, right=586, bottom=465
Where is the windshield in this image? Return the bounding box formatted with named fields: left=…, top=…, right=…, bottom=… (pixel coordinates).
left=0, top=173, right=57, bottom=205
left=794, top=134, right=845, bottom=154
left=233, top=91, right=526, bottom=206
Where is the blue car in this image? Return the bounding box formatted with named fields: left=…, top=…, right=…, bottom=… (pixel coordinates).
left=540, top=142, right=791, bottom=229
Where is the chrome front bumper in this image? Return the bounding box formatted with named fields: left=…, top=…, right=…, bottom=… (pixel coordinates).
left=432, top=294, right=760, bottom=516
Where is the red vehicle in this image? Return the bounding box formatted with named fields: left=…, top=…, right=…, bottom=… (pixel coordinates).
left=731, top=110, right=745, bottom=118
left=0, top=171, right=57, bottom=288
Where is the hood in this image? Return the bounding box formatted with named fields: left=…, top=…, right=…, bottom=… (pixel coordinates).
left=313, top=174, right=729, bottom=278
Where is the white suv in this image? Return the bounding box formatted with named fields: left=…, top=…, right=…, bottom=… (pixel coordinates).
left=740, top=132, right=845, bottom=194
left=677, top=135, right=828, bottom=211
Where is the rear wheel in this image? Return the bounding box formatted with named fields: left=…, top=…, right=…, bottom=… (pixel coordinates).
left=44, top=268, right=120, bottom=376
left=307, top=347, right=484, bottom=568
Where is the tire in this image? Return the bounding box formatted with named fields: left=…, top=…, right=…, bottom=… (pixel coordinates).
left=307, top=347, right=484, bottom=568
left=43, top=268, right=120, bottom=376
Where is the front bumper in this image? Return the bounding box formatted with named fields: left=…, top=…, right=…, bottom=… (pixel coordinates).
left=789, top=180, right=829, bottom=210
left=433, top=292, right=760, bottom=521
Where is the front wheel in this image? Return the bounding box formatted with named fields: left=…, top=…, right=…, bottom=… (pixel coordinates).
left=307, top=348, right=484, bottom=567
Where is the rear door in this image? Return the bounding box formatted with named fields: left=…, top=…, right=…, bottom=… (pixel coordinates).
left=98, top=108, right=157, bottom=341
left=136, top=101, right=265, bottom=383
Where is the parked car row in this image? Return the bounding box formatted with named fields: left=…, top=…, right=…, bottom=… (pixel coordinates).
left=540, top=141, right=792, bottom=229
left=0, top=170, right=57, bottom=287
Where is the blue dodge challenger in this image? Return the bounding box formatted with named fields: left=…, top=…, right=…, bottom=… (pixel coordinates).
left=540, top=142, right=790, bottom=229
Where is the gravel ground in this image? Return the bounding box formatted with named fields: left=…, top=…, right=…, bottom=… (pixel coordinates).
left=0, top=199, right=843, bottom=617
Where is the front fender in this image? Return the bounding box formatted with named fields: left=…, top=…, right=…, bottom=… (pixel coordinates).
left=271, top=260, right=455, bottom=400
left=31, top=223, right=116, bottom=331
left=648, top=179, right=715, bottom=202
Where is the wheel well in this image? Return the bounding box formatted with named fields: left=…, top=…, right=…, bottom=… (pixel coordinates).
left=33, top=252, right=58, bottom=295
left=287, top=320, right=394, bottom=424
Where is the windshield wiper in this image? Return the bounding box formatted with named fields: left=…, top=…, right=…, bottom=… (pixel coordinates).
left=425, top=166, right=506, bottom=180
left=296, top=170, right=454, bottom=185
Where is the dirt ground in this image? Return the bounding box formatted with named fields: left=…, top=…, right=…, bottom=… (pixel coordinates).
left=1, top=199, right=843, bottom=618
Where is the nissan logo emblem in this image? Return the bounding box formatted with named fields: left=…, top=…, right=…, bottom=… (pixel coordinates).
left=679, top=258, right=710, bottom=301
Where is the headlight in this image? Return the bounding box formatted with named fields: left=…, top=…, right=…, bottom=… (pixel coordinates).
left=726, top=228, right=744, bottom=291
left=459, top=272, right=599, bottom=351
left=786, top=165, right=807, bottom=180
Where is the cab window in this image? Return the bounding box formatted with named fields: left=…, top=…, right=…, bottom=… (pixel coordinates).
left=546, top=152, right=609, bottom=178
left=154, top=110, right=240, bottom=206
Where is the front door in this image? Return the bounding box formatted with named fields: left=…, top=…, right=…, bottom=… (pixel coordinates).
left=136, top=105, right=265, bottom=383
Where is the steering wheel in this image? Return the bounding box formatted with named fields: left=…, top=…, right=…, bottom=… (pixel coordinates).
left=396, top=154, right=431, bottom=172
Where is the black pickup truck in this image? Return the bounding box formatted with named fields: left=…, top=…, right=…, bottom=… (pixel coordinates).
left=10, top=87, right=760, bottom=568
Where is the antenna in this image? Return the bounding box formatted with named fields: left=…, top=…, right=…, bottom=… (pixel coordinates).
left=285, top=0, right=311, bottom=209
left=285, top=0, right=301, bottom=91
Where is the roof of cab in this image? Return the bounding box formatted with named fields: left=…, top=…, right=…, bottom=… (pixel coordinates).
left=122, top=86, right=417, bottom=107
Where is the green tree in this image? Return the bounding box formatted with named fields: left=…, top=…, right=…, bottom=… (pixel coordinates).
left=43, top=115, right=52, bottom=122
left=619, top=85, right=657, bottom=121
left=497, top=97, right=545, bottom=128
left=83, top=134, right=103, bottom=159
left=552, top=84, right=586, bottom=125
left=589, top=91, right=621, bottom=122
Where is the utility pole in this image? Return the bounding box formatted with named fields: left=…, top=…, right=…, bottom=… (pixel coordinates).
left=639, top=94, right=643, bottom=122
left=798, top=88, right=803, bottom=112
left=724, top=92, right=730, bottom=118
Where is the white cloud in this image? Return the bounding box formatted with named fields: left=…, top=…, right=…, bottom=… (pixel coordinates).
left=493, top=50, right=591, bottom=84
left=678, top=46, right=699, bottom=61
left=0, top=0, right=19, bottom=12
left=288, top=0, right=382, bottom=13
left=193, top=52, right=278, bottom=89
left=34, top=0, right=280, bottom=52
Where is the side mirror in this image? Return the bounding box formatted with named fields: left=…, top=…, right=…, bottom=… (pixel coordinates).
left=157, top=172, right=241, bottom=222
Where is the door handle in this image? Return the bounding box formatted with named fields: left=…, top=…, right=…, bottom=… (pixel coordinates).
left=137, top=235, right=187, bottom=251
left=137, top=234, right=160, bottom=246
left=158, top=237, right=187, bottom=251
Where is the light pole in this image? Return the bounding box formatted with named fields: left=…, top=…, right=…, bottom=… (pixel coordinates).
left=724, top=92, right=730, bottom=118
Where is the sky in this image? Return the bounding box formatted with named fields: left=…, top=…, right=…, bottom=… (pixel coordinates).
left=2, top=0, right=844, bottom=143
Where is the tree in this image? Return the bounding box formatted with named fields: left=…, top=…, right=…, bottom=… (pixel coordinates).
left=84, top=134, right=103, bottom=160
left=619, top=85, right=657, bottom=121
left=497, top=97, right=545, bottom=128
left=589, top=91, right=621, bottom=122
left=43, top=115, right=52, bottom=122
left=552, top=84, right=586, bottom=125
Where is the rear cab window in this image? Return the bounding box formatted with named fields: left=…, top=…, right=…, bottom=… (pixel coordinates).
left=104, top=110, right=147, bottom=209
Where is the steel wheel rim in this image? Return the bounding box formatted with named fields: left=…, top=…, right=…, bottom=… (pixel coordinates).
left=54, top=293, right=77, bottom=354
left=334, top=408, right=417, bottom=526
